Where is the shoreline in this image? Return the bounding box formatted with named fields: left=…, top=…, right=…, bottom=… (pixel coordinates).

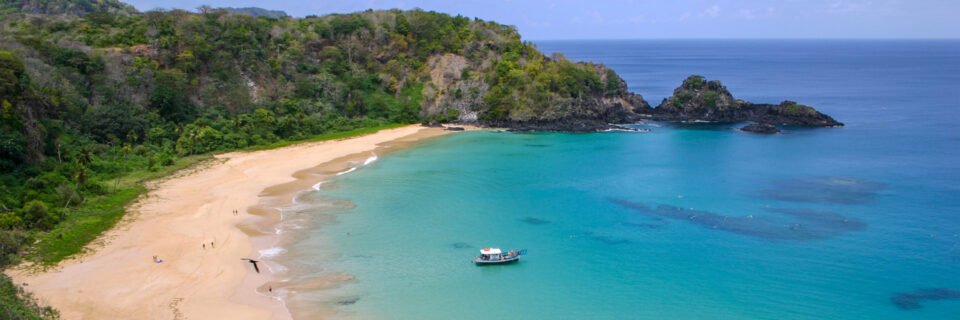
left=5, top=124, right=459, bottom=320
left=236, top=125, right=462, bottom=319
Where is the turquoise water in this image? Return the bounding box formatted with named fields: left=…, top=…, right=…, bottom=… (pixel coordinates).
left=277, top=40, right=960, bottom=319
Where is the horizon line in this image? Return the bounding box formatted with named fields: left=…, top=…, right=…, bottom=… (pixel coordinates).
left=529, top=37, right=960, bottom=41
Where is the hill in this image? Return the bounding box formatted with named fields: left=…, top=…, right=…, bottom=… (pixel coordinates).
left=0, top=0, right=648, bottom=280
left=220, top=7, right=287, bottom=19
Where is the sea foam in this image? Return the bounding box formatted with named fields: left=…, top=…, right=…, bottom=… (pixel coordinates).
left=363, top=153, right=378, bottom=165
left=259, top=246, right=288, bottom=258
left=336, top=167, right=358, bottom=176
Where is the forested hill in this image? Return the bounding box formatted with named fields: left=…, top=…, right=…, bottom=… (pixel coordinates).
left=0, top=0, right=649, bottom=275
left=221, top=7, right=288, bottom=19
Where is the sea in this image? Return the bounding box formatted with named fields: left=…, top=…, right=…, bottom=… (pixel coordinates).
left=272, top=40, right=960, bottom=319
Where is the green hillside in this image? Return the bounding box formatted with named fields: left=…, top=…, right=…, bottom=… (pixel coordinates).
left=0, top=4, right=648, bottom=316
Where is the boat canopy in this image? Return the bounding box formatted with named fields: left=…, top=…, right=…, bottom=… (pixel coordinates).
left=480, top=248, right=501, bottom=255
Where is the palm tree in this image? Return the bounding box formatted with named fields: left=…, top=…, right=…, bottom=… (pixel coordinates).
left=63, top=148, right=92, bottom=214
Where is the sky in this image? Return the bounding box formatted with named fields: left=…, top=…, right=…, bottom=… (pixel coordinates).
left=121, top=0, right=960, bottom=39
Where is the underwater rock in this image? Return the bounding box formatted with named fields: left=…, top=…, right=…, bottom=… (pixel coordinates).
left=740, top=122, right=780, bottom=134
left=335, top=297, right=360, bottom=305
left=757, top=176, right=885, bottom=205
left=581, top=232, right=632, bottom=245
left=520, top=217, right=551, bottom=225
left=451, top=242, right=473, bottom=249
left=890, top=288, right=960, bottom=310
left=610, top=199, right=865, bottom=241
left=626, top=222, right=663, bottom=229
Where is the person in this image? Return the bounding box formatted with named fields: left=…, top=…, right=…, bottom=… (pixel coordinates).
left=203, top=243, right=205, bottom=249
left=211, top=241, right=215, bottom=248
left=153, top=255, right=157, bottom=262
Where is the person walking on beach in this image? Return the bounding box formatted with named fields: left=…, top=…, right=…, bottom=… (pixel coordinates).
left=202, top=243, right=205, bottom=250
left=211, top=241, right=215, bottom=248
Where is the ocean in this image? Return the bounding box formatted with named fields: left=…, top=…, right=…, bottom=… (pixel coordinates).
left=272, top=40, right=960, bottom=319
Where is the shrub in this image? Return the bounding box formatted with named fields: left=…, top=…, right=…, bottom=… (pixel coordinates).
left=683, top=75, right=704, bottom=89
left=21, top=200, right=58, bottom=231
left=704, top=91, right=719, bottom=107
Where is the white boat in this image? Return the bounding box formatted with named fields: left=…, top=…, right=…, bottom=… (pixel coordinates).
left=473, top=248, right=526, bottom=265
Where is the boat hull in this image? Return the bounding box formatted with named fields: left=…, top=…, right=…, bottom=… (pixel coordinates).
left=474, top=257, right=520, bottom=265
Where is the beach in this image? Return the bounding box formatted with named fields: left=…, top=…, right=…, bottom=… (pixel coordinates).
left=5, top=124, right=453, bottom=320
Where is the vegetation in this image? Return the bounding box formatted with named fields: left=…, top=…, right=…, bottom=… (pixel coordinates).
left=683, top=75, right=704, bottom=89
left=0, top=274, right=59, bottom=320
left=783, top=103, right=813, bottom=115
left=703, top=91, right=719, bottom=107
left=0, top=1, right=628, bottom=317
left=221, top=7, right=287, bottom=19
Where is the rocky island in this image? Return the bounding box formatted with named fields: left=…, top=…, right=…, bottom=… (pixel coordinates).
left=627, top=75, right=843, bottom=132
left=450, top=72, right=842, bottom=132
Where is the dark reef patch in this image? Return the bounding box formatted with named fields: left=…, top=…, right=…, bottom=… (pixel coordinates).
left=520, top=217, right=551, bottom=225
left=610, top=199, right=865, bottom=241
left=451, top=242, right=473, bottom=249
left=626, top=222, right=663, bottom=229
left=763, top=208, right=866, bottom=232
left=335, top=297, right=360, bottom=305
left=756, top=176, right=884, bottom=205
left=579, top=232, right=632, bottom=245
left=890, top=288, right=960, bottom=310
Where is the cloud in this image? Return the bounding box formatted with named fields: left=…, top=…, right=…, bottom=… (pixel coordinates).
left=704, top=4, right=720, bottom=18
left=736, top=7, right=775, bottom=20
left=827, top=0, right=874, bottom=14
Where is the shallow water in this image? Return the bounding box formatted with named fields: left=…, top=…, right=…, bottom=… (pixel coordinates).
left=274, top=40, right=960, bottom=319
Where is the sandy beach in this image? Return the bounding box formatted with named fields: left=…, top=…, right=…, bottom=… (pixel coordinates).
left=5, top=125, right=454, bottom=320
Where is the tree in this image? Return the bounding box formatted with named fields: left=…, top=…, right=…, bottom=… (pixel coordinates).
left=149, top=70, right=195, bottom=123
left=395, top=14, right=410, bottom=35
left=81, top=103, right=148, bottom=142
left=0, top=51, right=26, bottom=103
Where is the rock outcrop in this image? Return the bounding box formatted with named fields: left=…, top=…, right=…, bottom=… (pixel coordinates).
left=740, top=123, right=780, bottom=134
left=468, top=63, right=651, bottom=132
left=638, top=75, right=843, bottom=127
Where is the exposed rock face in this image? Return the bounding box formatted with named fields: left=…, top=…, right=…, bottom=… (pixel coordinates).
left=741, top=122, right=780, bottom=134
left=481, top=93, right=650, bottom=132
left=476, top=63, right=651, bottom=132
left=640, top=75, right=843, bottom=127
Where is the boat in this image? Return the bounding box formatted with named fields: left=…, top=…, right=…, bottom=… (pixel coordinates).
left=473, top=248, right=526, bottom=265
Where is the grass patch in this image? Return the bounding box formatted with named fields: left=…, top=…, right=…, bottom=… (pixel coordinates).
left=29, top=186, right=143, bottom=266
left=26, top=153, right=211, bottom=266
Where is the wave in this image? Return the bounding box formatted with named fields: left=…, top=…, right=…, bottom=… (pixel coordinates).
left=259, top=246, right=288, bottom=259
left=363, top=153, right=378, bottom=165
left=311, top=181, right=323, bottom=191
left=336, top=167, right=357, bottom=176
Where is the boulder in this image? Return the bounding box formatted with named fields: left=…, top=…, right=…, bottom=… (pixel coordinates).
left=740, top=123, right=780, bottom=134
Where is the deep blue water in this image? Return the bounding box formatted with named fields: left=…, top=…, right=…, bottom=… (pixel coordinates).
left=276, top=40, right=960, bottom=319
